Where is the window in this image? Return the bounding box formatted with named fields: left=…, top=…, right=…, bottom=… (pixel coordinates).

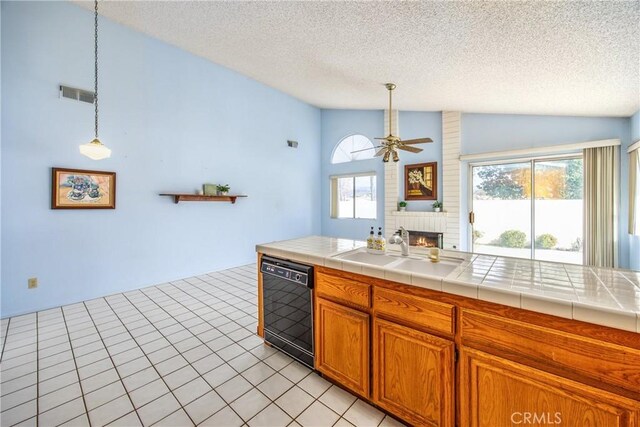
left=331, top=173, right=377, bottom=219
left=470, top=156, right=584, bottom=264
left=331, top=135, right=375, bottom=164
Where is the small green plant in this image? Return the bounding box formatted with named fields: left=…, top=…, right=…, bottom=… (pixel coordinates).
left=473, top=230, right=484, bottom=243
left=216, top=184, right=230, bottom=193
left=432, top=201, right=442, bottom=208
left=398, top=201, right=407, bottom=208
left=535, top=234, right=558, bottom=249
left=498, top=230, right=527, bottom=248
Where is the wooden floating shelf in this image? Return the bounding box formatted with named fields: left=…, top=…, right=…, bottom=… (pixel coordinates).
left=159, top=194, right=248, bottom=204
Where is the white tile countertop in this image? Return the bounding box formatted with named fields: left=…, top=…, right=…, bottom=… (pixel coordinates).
left=256, top=236, right=640, bottom=333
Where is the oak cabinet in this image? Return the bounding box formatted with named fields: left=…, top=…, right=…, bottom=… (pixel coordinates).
left=373, top=317, right=455, bottom=427
left=373, top=287, right=454, bottom=337
left=459, top=348, right=640, bottom=427
left=315, top=297, right=370, bottom=398
left=316, top=272, right=370, bottom=310
left=459, top=309, right=640, bottom=395
left=307, top=267, right=640, bottom=427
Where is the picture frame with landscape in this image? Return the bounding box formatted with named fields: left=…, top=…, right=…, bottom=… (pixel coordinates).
left=51, top=167, right=116, bottom=209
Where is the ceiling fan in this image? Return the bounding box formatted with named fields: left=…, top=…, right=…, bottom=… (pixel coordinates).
left=353, top=83, right=433, bottom=162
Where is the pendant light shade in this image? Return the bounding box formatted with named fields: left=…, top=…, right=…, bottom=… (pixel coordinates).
left=80, top=0, right=111, bottom=160
left=80, top=138, right=111, bottom=160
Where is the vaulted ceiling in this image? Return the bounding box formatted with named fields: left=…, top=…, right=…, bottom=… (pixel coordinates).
left=75, top=1, right=639, bottom=116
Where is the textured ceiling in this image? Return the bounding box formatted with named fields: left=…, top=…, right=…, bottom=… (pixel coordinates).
left=74, top=1, right=639, bottom=116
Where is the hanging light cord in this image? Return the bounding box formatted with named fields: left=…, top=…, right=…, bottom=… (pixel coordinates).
left=94, top=0, right=99, bottom=140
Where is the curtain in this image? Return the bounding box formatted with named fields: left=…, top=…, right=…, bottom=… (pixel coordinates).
left=330, top=178, right=338, bottom=218
left=583, top=145, right=619, bottom=267
left=630, top=148, right=640, bottom=236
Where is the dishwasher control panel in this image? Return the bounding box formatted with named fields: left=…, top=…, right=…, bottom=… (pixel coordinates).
left=260, top=256, right=311, bottom=287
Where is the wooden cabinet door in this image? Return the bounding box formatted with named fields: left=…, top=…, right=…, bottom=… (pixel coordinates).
left=460, top=348, right=640, bottom=427
left=315, top=297, right=370, bottom=398
left=373, top=317, right=455, bottom=427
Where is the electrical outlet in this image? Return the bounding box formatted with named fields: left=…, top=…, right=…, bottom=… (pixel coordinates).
left=28, top=278, right=38, bottom=289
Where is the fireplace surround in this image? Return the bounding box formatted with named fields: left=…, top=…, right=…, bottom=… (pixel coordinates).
left=407, top=230, right=443, bottom=249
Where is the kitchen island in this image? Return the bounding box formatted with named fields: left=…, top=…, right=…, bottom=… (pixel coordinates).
left=256, top=236, right=640, bottom=426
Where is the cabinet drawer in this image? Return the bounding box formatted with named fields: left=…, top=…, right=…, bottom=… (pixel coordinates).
left=373, top=287, right=454, bottom=336
left=316, top=272, right=371, bottom=310
left=460, top=309, right=640, bottom=395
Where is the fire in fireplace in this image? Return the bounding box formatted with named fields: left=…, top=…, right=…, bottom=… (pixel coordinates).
left=407, top=230, right=443, bottom=249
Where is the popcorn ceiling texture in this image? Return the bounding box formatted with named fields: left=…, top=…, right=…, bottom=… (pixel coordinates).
left=74, top=1, right=639, bottom=116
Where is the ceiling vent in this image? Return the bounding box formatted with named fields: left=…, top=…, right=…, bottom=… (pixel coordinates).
left=59, top=85, right=95, bottom=104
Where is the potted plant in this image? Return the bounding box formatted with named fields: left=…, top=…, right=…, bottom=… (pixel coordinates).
left=433, top=201, right=442, bottom=212
left=398, top=201, right=407, bottom=212
left=216, top=184, right=230, bottom=196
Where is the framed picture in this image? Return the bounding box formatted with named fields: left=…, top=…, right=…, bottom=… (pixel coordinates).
left=405, top=162, right=437, bottom=201
left=51, top=167, right=116, bottom=209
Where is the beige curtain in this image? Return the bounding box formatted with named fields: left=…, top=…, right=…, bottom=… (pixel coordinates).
left=330, top=178, right=338, bottom=218
left=630, top=148, right=640, bottom=236
left=584, top=145, right=619, bottom=267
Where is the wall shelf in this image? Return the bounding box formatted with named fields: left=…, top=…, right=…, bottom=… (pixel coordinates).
left=159, top=193, right=247, bottom=204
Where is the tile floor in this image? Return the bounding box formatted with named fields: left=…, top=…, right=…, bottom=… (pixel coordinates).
left=0, top=264, right=405, bottom=427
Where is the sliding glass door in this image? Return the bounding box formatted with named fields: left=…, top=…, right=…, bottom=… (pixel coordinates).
left=471, top=156, right=583, bottom=264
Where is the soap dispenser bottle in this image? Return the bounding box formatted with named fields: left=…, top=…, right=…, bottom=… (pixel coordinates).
left=375, top=227, right=386, bottom=252
left=367, top=227, right=375, bottom=250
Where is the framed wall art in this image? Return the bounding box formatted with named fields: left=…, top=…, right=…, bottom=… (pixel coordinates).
left=51, top=167, right=116, bottom=209
left=405, top=162, right=437, bottom=201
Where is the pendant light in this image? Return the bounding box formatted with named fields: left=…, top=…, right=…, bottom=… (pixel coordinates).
left=79, top=0, right=111, bottom=160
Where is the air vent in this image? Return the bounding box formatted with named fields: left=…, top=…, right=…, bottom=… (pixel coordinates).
left=59, top=85, right=95, bottom=104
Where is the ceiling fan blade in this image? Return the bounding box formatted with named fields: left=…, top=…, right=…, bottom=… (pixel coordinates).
left=374, top=148, right=387, bottom=157
left=401, top=138, right=433, bottom=145
left=350, top=146, right=384, bottom=154
left=397, top=145, right=423, bottom=153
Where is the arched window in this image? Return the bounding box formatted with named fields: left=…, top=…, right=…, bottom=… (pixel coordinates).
left=331, top=134, right=375, bottom=164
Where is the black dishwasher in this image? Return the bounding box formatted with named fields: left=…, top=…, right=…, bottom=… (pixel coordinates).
left=261, top=256, right=314, bottom=368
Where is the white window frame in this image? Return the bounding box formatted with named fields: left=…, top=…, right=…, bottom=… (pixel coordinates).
left=330, top=172, right=377, bottom=220
left=467, top=153, right=583, bottom=261
left=331, top=134, right=376, bottom=164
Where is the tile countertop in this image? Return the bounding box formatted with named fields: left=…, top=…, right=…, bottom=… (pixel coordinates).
left=256, top=236, right=640, bottom=333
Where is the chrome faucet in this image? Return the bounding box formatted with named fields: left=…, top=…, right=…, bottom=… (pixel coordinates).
left=389, top=227, right=410, bottom=256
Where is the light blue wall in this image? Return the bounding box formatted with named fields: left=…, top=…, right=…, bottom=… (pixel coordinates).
left=1, top=1, right=321, bottom=317
left=629, top=110, right=640, bottom=270
left=396, top=112, right=442, bottom=211
left=319, top=110, right=442, bottom=240
left=460, top=113, right=632, bottom=268
left=320, top=109, right=384, bottom=240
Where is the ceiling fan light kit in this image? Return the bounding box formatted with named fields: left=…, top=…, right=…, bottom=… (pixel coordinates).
left=79, top=0, right=111, bottom=160
left=351, top=83, right=433, bottom=162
